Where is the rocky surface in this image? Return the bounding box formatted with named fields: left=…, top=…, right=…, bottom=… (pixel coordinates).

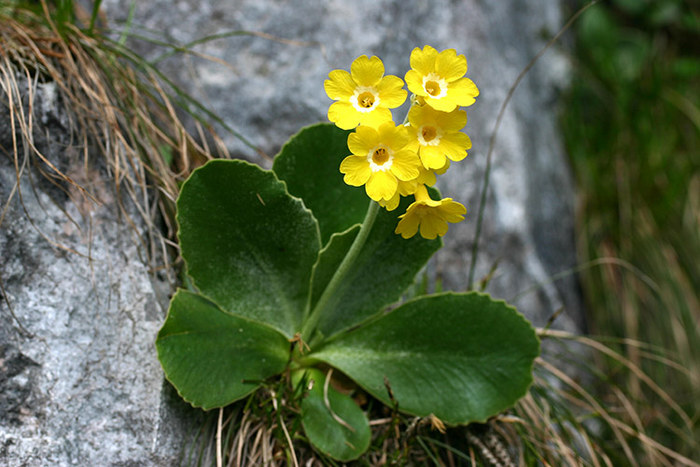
left=0, top=76, right=200, bottom=465
left=1, top=1, right=581, bottom=465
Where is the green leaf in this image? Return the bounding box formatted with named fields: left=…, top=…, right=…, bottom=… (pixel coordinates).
left=311, top=196, right=442, bottom=339
left=156, top=290, right=290, bottom=409
left=311, top=292, right=540, bottom=425
left=272, top=123, right=367, bottom=244
left=294, top=368, right=370, bottom=461
left=177, top=159, right=320, bottom=338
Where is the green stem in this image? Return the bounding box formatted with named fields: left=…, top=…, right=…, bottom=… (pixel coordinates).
left=301, top=200, right=379, bottom=343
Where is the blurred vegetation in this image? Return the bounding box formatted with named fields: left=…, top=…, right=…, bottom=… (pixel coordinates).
left=562, top=0, right=699, bottom=461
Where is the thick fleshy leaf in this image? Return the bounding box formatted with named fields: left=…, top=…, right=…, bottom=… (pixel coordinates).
left=311, top=293, right=540, bottom=425
left=272, top=124, right=368, bottom=245
left=156, top=290, right=290, bottom=409
left=294, top=368, right=371, bottom=461
left=310, top=195, right=441, bottom=339
left=177, top=159, right=320, bottom=338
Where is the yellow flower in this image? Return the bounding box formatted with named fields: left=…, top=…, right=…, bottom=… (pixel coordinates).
left=405, top=46, right=479, bottom=112
left=379, top=164, right=438, bottom=211
left=325, top=55, right=408, bottom=130
left=378, top=194, right=401, bottom=211
left=395, top=185, right=466, bottom=239
left=407, top=104, right=472, bottom=170
left=340, top=122, right=421, bottom=202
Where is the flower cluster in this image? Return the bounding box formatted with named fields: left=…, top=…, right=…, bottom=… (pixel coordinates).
left=325, top=46, right=478, bottom=239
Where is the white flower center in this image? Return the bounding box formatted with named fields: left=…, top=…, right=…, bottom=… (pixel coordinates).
left=422, top=73, right=448, bottom=99
left=367, top=145, right=393, bottom=171
left=350, top=86, right=381, bottom=113
left=417, top=125, right=442, bottom=146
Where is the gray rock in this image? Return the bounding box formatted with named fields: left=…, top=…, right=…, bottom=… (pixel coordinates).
left=2, top=1, right=582, bottom=465
left=0, top=75, right=201, bottom=466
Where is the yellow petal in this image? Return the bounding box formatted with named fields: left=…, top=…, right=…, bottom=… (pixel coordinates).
left=324, top=70, right=356, bottom=100
left=395, top=207, right=420, bottom=238
left=435, top=49, right=467, bottom=81
left=351, top=55, right=385, bottom=87
left=439, top=199, right=467, bottom=222
left=377, top=122, right=408, bottom=150
left=425, top=95, right=458, bottom=112
left=405, top=69, right=426, bottom=96
left=407, top=104, right=428, bottom=127
left=416, top=167, right=437, bottom=186
left=420, top=214, right=448, bottom=239
left=360, top=107, right=394, bottom=128
left=397, top=178, right=419, bottom=196
left=419, top=146, right=447, bottom=170
left=405, top=125, right=420, bottom=152
left=435, top=159, right=451, bottom=174
left=380, top=192, right=401, bottom=211
left=446, top=78, right=479, bottom=107
left=365, top=170, right=398, bottom=201
left=435, top=108, right=467, bottom=131
left=391, top=149, right=421, bottom=181
left=410, top=45, right=438, bottom=75
left=347, top=126, right=378, bottom=156
left=423, top=197, right=442, bottom=208
left=376, top=75, right=408, bottom=108
left=439, top=132, right=471, bottom=162
left=340, top=156, right=371, bottom=186
left=328, top=101, right=361, bottom=129
left=405, top=140, right=420, bottom=153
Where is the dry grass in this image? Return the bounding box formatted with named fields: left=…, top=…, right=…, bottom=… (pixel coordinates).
left=511, top=330, right=699, bottom=467
left=0, top=1, right=229, bottom=280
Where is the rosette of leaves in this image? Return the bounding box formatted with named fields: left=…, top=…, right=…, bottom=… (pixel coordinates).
left=156, top=123, right=540, bottom=461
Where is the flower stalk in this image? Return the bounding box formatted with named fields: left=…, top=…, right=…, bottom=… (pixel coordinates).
left=301, top=200, right=380, bottom=344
